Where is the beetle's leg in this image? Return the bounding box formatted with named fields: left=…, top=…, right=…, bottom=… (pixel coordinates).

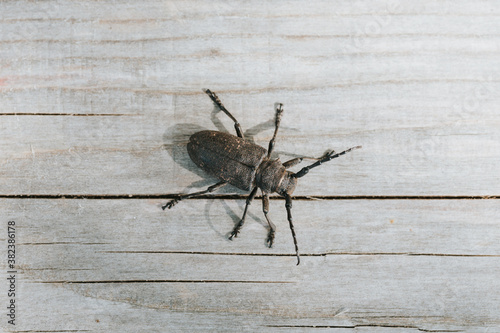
left=262, top=192, right=276, bottom=248
left=267, top=103, right=284, bottom=158
left=205, top=89, right=244, bottom=138
left=284, top=193, right=300, bottom=265
left=229, top=186, right=258, bottom=240
left=162, top=180, right=227, bottom=210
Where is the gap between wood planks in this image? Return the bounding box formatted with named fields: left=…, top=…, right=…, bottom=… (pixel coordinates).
left=38, top=280, right=292, bottom=284
left=266, top=324, right=462, bottom=333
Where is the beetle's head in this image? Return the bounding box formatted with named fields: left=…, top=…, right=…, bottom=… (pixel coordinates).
left=277, top=171, right=298, bottom=196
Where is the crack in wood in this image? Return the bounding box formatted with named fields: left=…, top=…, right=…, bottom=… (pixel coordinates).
left=103, top=250, right=500, bottom=257
left=39, top=279, right=293, bottom=284
left=265, top=324, right=463, bottom=332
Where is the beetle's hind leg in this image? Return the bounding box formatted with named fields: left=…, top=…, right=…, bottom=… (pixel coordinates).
left=262, top=192, right=276, bottom=247
left=229, top=187, right=258, bottom=240
left=205, top=89, right=245, bottom=139
left=162, top=180, right=227, bottom=210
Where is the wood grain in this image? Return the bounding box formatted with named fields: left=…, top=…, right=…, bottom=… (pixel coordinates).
left=4, top=198, right=500, bottom=332
left=1, top=0, right=499, bottom=332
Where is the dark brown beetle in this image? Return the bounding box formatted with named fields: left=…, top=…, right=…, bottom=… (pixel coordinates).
left=164, top=89, right=361, bottom=265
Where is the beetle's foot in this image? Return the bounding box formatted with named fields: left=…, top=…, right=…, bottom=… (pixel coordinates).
left=228, top=227, right=240, bottom=240
left=228, top=221, right=244, bottom=240
left=162, top=198, right=179, bottom=210
left=276, top=103, right=284, bottom=114
left=266, top=229, right=275, bottom=248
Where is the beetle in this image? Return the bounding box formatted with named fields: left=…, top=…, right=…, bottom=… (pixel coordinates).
left=163, top=89, right=361, bottom=265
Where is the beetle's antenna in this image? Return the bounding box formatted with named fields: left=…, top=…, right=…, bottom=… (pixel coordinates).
left=267, top=103, right=284, bottom=158
left=293, top=146, right=362, bottom=178
left=284, top=193, right=300, bottom=265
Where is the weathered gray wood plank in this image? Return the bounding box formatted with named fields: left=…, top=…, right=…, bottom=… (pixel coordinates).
left=1, top=0, right=500, bottom=196
left=1, top=102, right=499, bottom=195
left=18, top=255, right=499, bottom=332
left=9, top=199, right=499, bottom=256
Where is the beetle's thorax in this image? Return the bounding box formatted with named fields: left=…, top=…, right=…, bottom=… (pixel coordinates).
left=255, top=158, right=297, bottom=195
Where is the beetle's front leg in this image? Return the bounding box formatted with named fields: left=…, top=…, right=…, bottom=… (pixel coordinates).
left=229, top=187, right=258, bottom=240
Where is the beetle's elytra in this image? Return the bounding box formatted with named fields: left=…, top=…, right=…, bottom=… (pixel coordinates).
left=164, top=89, right=361, bottom=265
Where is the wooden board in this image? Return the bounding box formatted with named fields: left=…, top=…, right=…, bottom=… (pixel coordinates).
left=0, top=0, right=499, bottom=332
left=3, top=199, right=500, bottom=332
